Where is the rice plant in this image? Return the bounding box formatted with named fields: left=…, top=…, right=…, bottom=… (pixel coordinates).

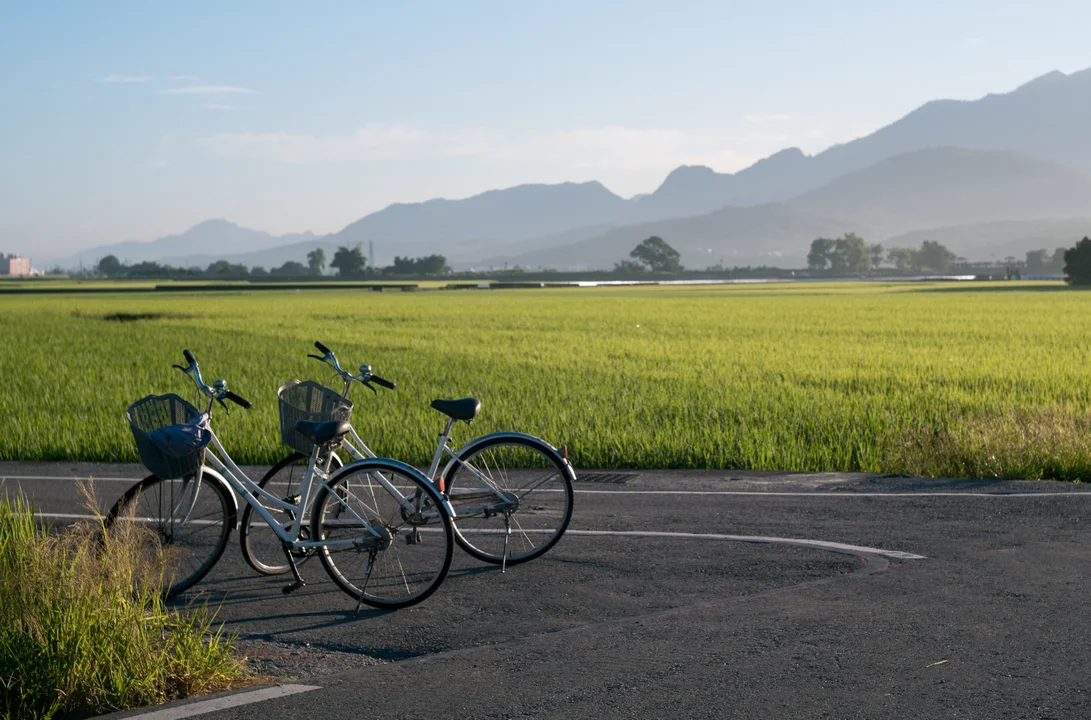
left=1, top=281, right=1088, bottom=479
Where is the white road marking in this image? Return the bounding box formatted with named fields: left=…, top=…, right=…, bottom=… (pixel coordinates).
left=573, top=489, right=1091, bottom=497
left=118, top=684, right=320, bottom=719
left=1, top=475, right=143, bottom=483
left=35, top=512, right=219, bottom=525
left=564, top=529, right=927, bottom=560
left=6, top=475, right=1090, bottom=498
left=34, top=512, right=926, bottom=561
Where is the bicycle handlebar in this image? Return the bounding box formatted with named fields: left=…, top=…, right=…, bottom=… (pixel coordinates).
left=174, top=349, right=251, bottom=412
left=223, top=390, right=253, bottom=409
left=311, top=341, right=396, bottom=393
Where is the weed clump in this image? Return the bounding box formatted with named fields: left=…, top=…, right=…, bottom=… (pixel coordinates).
left=0, top=489, right=254, bottom=719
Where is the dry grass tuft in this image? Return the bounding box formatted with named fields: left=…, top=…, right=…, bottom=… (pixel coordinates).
left=0, top=484, right=256, bottom=719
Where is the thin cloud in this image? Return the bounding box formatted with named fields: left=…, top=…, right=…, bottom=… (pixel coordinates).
left=160, top=85, right=257, bottom=95
left=197, top=123, right=758, bottom=174
left=96, top=75, right=151, bottom=84
left=743, top=113, right=793, bottom=123
left=200, top=124, right=430, bottom=163
left=170, top=75, right=201, bottom=82
left=204, top=104, right=237, bottom=111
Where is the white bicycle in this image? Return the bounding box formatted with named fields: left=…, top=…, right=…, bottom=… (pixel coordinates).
left=240, top=342, right=575, bottom=577
left=107, top=349, right=454, bottom=610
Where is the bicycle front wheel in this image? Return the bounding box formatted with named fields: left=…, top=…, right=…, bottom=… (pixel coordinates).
left=444, top=435, right=574, bottom=566
left=311, top=461, right=453, bottom=610
left=240, top=451, right=343, bottom=576
left=105, top=472, right=233, bottom=597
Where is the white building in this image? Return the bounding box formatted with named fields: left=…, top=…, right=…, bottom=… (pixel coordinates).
left=0, top=254, right=31, bottom=277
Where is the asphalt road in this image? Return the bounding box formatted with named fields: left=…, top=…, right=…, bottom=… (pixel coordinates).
left=4, top=462, right=1091, bottom=719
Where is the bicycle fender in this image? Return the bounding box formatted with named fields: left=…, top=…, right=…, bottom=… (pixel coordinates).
left=443, top=432, right=576, bottom=483
left=200, top=466, right=240, bottom=530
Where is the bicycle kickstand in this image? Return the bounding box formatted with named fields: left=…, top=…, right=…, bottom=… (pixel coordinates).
left=502, top=515, right=511, bottom=573
left=281, top=546, right=307, bottom=595
left=354, top=551, right=377, bottom=615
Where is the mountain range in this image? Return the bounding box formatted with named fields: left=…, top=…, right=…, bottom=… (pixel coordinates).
left=52, top=66, right=1091, bottom=271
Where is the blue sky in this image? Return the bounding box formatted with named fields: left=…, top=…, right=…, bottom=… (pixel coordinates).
left=3, top=1, right=1091, bottom=260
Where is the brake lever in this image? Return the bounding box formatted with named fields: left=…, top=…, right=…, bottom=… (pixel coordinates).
left=361, top=380, right=377, bottom=395
left=172, top=364, right=188, bottom=373
left=307, top=354, right=326, bottom=362
left=216, top=396, right=230, bottom=415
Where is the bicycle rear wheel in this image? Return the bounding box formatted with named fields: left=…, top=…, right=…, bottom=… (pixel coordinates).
left=105, top=472, right=234, bottom=597
left=444, top=435, right=574, bottom=566
left=311, top=460, right=453, bottom=610
left=240, top=451, right=343, bottom=575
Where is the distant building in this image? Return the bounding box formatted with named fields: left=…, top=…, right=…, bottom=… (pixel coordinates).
left=0, top=254, right=31, bottom=277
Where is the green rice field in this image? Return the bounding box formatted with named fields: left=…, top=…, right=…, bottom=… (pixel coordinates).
left=2, top=282, right=1090, bottom=480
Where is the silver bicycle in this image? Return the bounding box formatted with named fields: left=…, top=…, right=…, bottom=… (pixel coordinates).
left=106, top=349, right=454, bottom=610
left=240, top=342, right=575, bottom=577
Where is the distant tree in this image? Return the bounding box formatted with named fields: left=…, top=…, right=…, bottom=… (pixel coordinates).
left=98, top=255, right=124, bottom=278
left=887, top=247, right=916, bottom=271
left=612, top=259, right=647, bottom=274
left=807, top=238, right=834, bottom=270
left=207, top=260, right=249, bottom=277
left=387, top=256, right=416, bottom=275
left=307, top=248, right=326, bottom=276
left=271, top=261, right=308, bottom=277
left=917, top=241, right=957, bottom=273
left=411, top=254, right=450, bottom=275
left=830, top=233, right=870, bottom=274
left=127, top=261, right=168, bottom=278
left=250, top=266, right=269, bottom=277
left=1063, top=237, right=1091, bottom=285
left=630, top=236, right=682, bottom=272
left=330, top=244, right=367, bottom=277
left=869, top=243, right=885, bottom=270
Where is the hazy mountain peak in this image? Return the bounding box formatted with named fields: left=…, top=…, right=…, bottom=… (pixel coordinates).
left=189, top=218, right=237, bottom=231
left=659, top=165, right=721, bottom=186
left=1013, top=69, right=1069, bottom=93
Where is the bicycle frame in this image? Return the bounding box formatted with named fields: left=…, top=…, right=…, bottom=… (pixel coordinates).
left=197, top=427, right=385, bottom=550
left=334, top=417, right=510, bottom=517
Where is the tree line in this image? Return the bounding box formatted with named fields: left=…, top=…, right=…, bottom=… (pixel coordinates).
left=807, top=234, right=960, bottom=274
left=93, top=244, right=451, bottom=279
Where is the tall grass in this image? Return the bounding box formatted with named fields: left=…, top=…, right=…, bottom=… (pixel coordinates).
left=0, top=282, right=1089, bottom=479
left=0, top=490, right=252, bottom=719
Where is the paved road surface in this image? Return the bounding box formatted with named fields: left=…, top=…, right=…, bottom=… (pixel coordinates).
left=3, top=462, right=1090, bottom=719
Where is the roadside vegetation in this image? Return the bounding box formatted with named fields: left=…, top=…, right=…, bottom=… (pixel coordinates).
left=0, top=282, right=1089, bottom=480
left=0, top=491, right=253, bottom=719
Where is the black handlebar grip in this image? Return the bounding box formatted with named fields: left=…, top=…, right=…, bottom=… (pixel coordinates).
left=371, top=375, right=396, bottom=390
left=183, top=349, right=196, bottom=365
left=224, top=390, right=253, bottom=409
left=314, top=341, right=331, bottom=355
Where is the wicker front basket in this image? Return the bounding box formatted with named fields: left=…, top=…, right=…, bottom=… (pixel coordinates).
left=127, top=393, right=205, bottom=480
left=277, top=380, right=353, bottom=455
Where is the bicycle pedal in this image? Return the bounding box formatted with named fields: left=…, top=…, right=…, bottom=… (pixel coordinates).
left=282, top=580, right=306, bottom=595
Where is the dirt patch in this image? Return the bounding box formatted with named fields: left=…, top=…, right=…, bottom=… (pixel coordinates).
left=99, top=312, right=192, bottom=322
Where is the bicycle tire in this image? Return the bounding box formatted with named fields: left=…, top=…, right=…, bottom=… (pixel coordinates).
left=105, top=472, right=234, bottom=597
left=239, top=451, right=343, bottom=575
left=444, top=434, right=574, bottom=566
left=312, top=459, right=453, bottom=610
